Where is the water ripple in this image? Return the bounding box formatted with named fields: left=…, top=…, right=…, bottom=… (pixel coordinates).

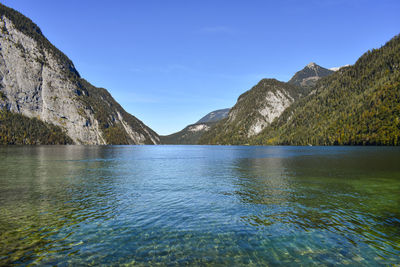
left=0, top=146, right=399, bottom=265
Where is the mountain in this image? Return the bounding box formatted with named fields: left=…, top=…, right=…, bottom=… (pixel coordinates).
left=160, top=122, right=214, bottom=144
left=0, top=4, right=159, bottom=144
left=160, top=108, right=229, bottom=144
left=200, top=33, right=400, bottom=147
left=196, top=108, right=230, bottom=123
left=199, top=79, right=308, bottom=145
left=252, top=34, right=400, bottom=146
left=288, top=62, right=334, bottom=87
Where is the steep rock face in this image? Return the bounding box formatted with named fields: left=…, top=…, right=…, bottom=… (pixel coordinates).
left=199, top=79, right=305, bottom=144
left=288, top=62, right=334, bottom=87
left=0, top=5, right=159, bottom=144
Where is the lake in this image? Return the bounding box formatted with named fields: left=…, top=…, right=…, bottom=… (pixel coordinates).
left=0, top=146, right=399, bottom=265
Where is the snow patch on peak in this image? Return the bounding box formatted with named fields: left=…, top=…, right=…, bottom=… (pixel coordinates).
left=329, top=64, right=350, bottom=71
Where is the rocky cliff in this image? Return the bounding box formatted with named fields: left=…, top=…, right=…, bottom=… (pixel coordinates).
left=0, top=4, right=159, bottom=144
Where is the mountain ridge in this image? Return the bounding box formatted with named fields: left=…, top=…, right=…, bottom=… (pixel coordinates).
left=199, top=34, right=400, bottom=146
left=196, top=108, right=230, bottom=124
left=252, top=34, right=400, bottom=146
left=199, top=78, right=308, bottom=145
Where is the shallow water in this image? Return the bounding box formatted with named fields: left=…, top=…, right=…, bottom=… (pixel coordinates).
left=0, top=145, right=399, bottom=266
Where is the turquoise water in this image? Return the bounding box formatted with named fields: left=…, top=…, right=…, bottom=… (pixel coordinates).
left=0, top=146, right=399, bottom=266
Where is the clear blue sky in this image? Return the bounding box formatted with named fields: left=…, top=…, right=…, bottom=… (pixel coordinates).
left=2, top=0, right=400, bottom=135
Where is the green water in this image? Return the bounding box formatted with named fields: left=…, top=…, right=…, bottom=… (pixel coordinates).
left=0, top=146, right=399, bottom=266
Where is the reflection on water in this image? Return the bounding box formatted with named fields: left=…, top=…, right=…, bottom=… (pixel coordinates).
left=233, top=151, right=400, bottom=264
left=0, top=146, right=399, bottom=265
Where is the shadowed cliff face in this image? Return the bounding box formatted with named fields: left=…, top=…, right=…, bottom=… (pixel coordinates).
left=0, top=4, right=159, bottom=144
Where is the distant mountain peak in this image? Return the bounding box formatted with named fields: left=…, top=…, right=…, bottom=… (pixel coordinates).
left=196, top=108, right=230, bottom=124
left=288, top=63, right=334, bottom=87
left=160, top=108, right=230, bottom=144
left=307, top=62, right=317, bottom=68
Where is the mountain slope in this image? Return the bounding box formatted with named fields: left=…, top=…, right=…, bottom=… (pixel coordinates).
left=253, top=34, right=400, bottom=146
left=0, top=4, right=159, bottom=144
left=199, top=79, right=307, bottom=145
left=288, top=62, right=334, bottom=87
left=160, top=122, right=215, bottom=144
left=160, top=108, right=230, bottom=144
left=196, top=108, right=230, bottom=123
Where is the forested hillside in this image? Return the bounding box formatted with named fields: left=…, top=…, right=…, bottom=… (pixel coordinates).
left=160, top=109, right=229, bottom=145
left=0, top=110, right=72, bottom=144
left=253, top=34, right=400, bottom=145
left=161, top=122, right=215, bottom=144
